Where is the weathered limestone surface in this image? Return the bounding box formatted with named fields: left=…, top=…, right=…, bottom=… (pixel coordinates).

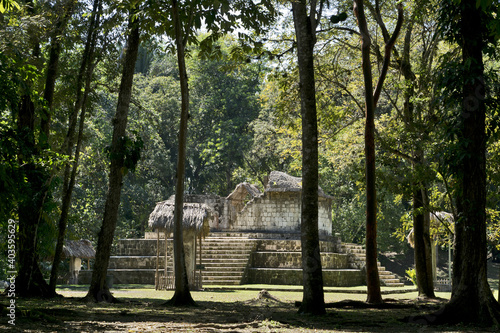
left=228, top=192, right=332, bottom=236
left=250, top=252, right=350, bottom=269
left=245, top=268, right=365, bottom=286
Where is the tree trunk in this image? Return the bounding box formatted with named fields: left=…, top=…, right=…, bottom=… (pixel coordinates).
left=166, top=0, right=196, bottom=307
left=40, top=0, right=76, bottom=146
left=49, top=0, right=100, bottom=293
left=430, top=0, right=500, bottom=325
left=15, top=1, right=57, bottom=296
left=16, top=95, right=54, bottom=298
left=292, top=0, right=325, bottom=315
left=84, top=8, right=140, bottom=303
left=354, top=0, right=402, bottom=304
left=399, top=18, right=435, bottom=298
left=413, top=184, right=435, bottom=297
left=354, top=0, right=382, bottom=304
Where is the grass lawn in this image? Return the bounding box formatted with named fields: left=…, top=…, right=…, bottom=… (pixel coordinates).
left=3, top=284, right=499, bottom=332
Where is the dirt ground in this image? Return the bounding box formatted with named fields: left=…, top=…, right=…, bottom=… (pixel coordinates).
left=2, top=287, right=499, bottom=332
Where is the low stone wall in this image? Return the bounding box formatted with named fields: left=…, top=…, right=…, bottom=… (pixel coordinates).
left=250, top=252, right=350, bottom=269
left=254, top=239, right=338, bottom=253
left=107, top=255, right=160, bottom=269
left=78, top=269, right=156, bottom=285
left=245, top=268, right=364, bottom=287
left=114, top=239, right=163, bottom=256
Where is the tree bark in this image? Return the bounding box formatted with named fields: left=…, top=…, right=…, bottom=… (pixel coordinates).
left=399, top=16, right=435, bottom=298
left=16, top=95, right=54, bottom=298
left=40, top=0, right=76, bottom=146
left=49, top=0, right=101, bottom=293
left=430, top=0, right=500, bottom=325
left=15, top=2, right=56, bottom=298
left=354, top=0, right=403, bottom=304
left=84, top=7, right=140, bottom=303
left=292, top=0, right=325, bottom=315
left=354, top=0, right=381, bottom=304
left=413, top=184, right=435, bottom=297
left=166, top=0, right=196, bottom=307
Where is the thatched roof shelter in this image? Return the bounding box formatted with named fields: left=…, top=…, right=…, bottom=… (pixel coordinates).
left=430, top=211, right=454, bottom=227
left=148, top=200, right=211, bottom=237
left=63, top=239, right=95, bottom=259
left=265, top=171, right=331, bottom=198
left=407, top=211, right=454, bottom=247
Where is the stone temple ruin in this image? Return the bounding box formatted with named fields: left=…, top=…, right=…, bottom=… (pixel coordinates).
left=79, top=171, right=404, bottom=288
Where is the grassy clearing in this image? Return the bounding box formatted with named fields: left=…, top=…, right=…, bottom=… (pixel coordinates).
left=2, top=285, right=498, bottom=332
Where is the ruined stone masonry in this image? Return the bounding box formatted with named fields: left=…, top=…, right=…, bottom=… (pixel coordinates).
left=78, top=171, right=404, bottom=287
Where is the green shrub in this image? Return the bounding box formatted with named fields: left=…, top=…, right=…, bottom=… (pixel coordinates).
left=405, top=268, right=417, bottom=286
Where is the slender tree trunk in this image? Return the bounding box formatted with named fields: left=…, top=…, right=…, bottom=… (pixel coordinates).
left=166, top=0, right=195, bottom=306
left=400, top=18, right=435, bottom=298
left=354, top=0, right=402, bottom=304
left=292, top=0, right=325, bottom=315
left=49, top=0, right=101, bottom=293
left=354, top=0, right=382, bottom=304
left=16, top=95, right=54, bottom=298
left=431, top=0, right=500, bottom=325
left=40, top=0, right=76, bottom=146
left=15, top=0, right=74, bottom=297
left=413, top=183, right=435, bottom=297
left=84, top=8, right=140, bottom=303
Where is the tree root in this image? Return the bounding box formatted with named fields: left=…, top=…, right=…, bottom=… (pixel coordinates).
left=80, top=288, right=120, bottom=303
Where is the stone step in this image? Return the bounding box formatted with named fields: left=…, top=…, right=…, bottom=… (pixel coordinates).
left=245, top=268, right=364, bottom=286
left=202, top=254, right=252, bottom=260
left=203, top=249, right=254, bottom=254
left=202, top=273, right=243, bottom=278
left=203, top=245, right=252, bottom=249
left=250, top=251, right=351, bottom=269
left=202, top=270, right=243, bottom=274
left=202, top=280, right=241, bottom=285
left=382, top=281, right=405, bottom=287
left=340, top=242, right=405, bottom=287
left=203, top=264, right=247, bottom=269
left=254, top=239, right=335, bottom=253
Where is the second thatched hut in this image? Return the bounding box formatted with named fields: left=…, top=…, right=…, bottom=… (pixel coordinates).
left=148, top=200, right=212, bottom=290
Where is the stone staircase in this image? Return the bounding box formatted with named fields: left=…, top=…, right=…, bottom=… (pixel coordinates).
left=78, top=238, right=166, bottom=285
left=78, top=235, right=404, bottom=288
left=201, top=236, right=256, bottom=285
left=245, top=238, right=365, bottom=286
left=341, top=243, right=405, bottom=287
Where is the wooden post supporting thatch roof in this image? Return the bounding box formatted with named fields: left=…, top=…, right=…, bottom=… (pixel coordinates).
left=148, top=201, right=211, bottom=237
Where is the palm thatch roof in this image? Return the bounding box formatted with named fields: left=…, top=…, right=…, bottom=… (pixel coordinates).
left=430, top=211, right=454, bottom=227
left=265, top=171, right=331, bottom=198
left=406, top=211, right=454, bottom=247
left=63, top=239, right=95, bottom=259
left=148, top=200, right=211, bottom=237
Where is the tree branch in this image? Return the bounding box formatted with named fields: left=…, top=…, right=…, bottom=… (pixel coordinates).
left=373, top=3, right=404, bottom=107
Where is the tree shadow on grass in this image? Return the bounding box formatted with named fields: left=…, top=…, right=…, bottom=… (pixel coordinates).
left=6, top=294, right=499, bottom=332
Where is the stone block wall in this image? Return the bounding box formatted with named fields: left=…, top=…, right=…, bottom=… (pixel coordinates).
left=250, top=252, right=351, bottom=269
left=245, top=268, right=364, bottom=287
left=230, top=192, right=301, bottom=232
left=255, top=239, right=336, bottom=252
left=227, top=192, right=332, bottom=235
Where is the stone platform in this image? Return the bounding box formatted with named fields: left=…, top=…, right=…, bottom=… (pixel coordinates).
left=79, top=231, right=403, bottom=287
